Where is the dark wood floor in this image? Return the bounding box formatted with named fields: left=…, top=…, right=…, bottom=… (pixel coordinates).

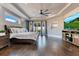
left=0, top=36, right=79, bottom=56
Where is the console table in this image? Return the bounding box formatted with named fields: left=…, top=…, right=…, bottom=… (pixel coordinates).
left=62, top=30, right=79, bottom=46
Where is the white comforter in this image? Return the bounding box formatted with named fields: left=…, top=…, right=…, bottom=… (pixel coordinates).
left=10, top=32, right=38, bottom=41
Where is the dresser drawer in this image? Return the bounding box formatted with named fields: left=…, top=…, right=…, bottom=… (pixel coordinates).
left=0, top=39, right=8, bottom=44
left=0, top=37, right=7, bottom=40
left=0, top=35, right=9, bottom=49
left=0, top=41, right=8, bottom=48
left=0, top=41, right=8, bottom=46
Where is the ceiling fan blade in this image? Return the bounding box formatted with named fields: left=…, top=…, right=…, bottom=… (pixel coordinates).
left=44, top=14, right=48, bottom=16
left=44, top=12, right=50, bottom=14
left=42, top=13, right=48, bottom=16
left=39, top=9, right=49, bottom=16
left=44, top=9, right=48, bottom=12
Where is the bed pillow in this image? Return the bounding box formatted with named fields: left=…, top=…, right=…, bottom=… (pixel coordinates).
left=10, top=28, right=14, bottom=33
left=10, top=28, right=28, bottom=33
left=19, top=28, right=28, bottom=33
left=10, top=28, right=18, bottom=33
left=23, top=28, right=28, bottom=32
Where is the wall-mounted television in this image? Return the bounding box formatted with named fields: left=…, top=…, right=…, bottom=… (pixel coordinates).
left=64, top=12, right=79, bottom=30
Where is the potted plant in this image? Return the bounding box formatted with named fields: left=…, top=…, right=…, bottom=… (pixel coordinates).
left=0, top=30, right=5, bottom=33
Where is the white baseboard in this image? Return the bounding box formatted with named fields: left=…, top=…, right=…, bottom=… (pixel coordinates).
left=48, top=34, right=62, bottom=39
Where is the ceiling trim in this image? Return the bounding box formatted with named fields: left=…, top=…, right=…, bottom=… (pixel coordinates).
left=2, top=6, right=22, bottom=18
left=11, top=3, right=30, bottom=19
left=57, top=3, right=72, bottom=15
left=46, top=3, right=72, bottom=19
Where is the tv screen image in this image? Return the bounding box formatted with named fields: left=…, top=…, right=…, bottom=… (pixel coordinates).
left=64, top=13, right=79, bottom=30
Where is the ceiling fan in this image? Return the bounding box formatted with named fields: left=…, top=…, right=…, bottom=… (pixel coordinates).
left=40, top=9, right=51, bottom=16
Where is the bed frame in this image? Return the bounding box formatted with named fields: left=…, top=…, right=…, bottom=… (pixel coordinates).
left=4, top=25, right=39, bottom=46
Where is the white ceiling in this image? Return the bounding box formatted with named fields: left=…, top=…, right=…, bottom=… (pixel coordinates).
left=0, top=3, right=79, bottom=20
left=0, top=3, right=28, bottom=19
left=17, top=3, right=67, bottom=17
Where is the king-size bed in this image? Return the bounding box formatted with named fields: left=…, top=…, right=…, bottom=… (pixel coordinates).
left=4, top=25, right=39, bottom=45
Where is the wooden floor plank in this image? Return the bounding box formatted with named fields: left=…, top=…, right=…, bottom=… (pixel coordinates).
left=0, top=36, right=79, bottom=56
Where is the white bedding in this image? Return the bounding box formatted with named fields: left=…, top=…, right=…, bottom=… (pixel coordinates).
left=10, top=32, right=38, bottom=41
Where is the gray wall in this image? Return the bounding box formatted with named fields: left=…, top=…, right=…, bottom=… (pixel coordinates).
left=47, top=15, right=64, bottom=38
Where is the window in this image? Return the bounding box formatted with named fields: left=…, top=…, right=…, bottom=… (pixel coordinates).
left=64, top=12, right=79, bottom=23
left=5, top=16, right=17, bottom=23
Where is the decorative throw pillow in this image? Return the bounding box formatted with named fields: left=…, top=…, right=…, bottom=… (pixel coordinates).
left=10, top=28, right=14, bottom=33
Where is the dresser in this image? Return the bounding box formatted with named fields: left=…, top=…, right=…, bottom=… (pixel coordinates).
left=0, top=33, right=10, bottom=49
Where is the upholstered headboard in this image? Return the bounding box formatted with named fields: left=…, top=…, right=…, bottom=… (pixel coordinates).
left=8, top=26, right=23, bottom=28
left=4, top=25, right=23, bottom=34
left=4, top=25, right=21, bottom=38
left=4, top=25, right=28, bottom=34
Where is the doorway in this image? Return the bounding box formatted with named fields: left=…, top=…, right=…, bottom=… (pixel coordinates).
left=29, top=20, right=47, bottom=36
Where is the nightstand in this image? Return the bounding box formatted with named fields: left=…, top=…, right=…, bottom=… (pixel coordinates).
left=0, top=33, right=10, bottom=49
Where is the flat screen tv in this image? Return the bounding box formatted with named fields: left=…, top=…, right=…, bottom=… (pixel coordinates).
left=64, top=13, right=79, bottom=30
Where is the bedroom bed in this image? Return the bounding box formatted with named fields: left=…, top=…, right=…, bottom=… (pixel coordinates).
left=4, top=25, right=39, bottom=45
